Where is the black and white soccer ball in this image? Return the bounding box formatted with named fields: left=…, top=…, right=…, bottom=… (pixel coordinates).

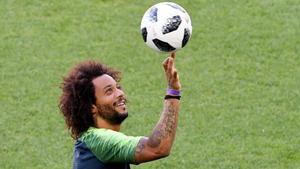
left=140, top=2, right=192, bottom=52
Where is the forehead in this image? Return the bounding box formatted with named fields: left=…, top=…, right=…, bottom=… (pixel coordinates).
left=92, top=74, right=116, bottom=90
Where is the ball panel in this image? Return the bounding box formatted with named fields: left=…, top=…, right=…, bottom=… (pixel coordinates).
left=152, top=39, right=176, bottom=52
left=141, top=27, right=148, bottom=42
left=149, top=7, right=158, bottom=22
left=162, top=15, right=182, bottom=34
left=157, top=22, right=185, bottom=49
left=182, top=28, right=191, bottom=48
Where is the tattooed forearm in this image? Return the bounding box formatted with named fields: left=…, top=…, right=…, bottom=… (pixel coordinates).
left=148, top=100, right=179, bottom=148
left=163, top=105, right=176, bottom=136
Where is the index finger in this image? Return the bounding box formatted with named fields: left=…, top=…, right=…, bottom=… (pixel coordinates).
left=162, top=57, right=170, bottom=70
left=170, top=52, right=176, bottom=59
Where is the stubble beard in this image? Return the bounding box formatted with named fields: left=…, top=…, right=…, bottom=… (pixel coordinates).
left=96, top=103, right=128, bottom=125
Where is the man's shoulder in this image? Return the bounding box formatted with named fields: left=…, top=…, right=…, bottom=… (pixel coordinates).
left=77, top=127, right=142, bottom=163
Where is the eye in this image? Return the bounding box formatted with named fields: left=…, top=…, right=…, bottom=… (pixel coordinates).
left=105, top=88, right=113, bottom=95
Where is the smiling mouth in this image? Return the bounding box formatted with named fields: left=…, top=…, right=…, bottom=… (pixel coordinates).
left=114, top=99, right=126, bottom=107
left=117, top=102, right=125, bottom=107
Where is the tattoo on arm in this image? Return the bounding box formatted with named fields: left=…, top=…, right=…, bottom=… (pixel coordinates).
left=136, top=138, right=146, bottom=155
left=148, top=101, right=178, bottom=148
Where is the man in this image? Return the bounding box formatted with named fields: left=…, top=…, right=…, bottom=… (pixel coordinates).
left=59, top=52, right=181, bottom=169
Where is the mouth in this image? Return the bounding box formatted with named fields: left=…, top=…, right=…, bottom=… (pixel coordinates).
left=117, top=100, right=126, bottom=107
left=114, top=99, right=127, bottom=110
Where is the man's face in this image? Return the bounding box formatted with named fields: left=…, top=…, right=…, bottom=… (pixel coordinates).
left=92, top=74, right=128, bottom=124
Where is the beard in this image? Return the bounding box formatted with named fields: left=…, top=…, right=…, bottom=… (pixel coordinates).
left=95, top=100, right=128, bottom=125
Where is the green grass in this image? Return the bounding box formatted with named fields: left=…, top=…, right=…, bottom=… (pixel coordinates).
left=1, top=0, right=300, bottom=168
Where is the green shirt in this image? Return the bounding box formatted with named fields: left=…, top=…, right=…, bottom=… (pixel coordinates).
left=79, top=127, right=142, bottom=163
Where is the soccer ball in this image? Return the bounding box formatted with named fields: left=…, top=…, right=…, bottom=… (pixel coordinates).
left=140, top=2, right=192, bottom=52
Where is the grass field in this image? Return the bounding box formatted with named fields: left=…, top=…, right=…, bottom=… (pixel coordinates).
left=1, top=0, right=300, bottom=168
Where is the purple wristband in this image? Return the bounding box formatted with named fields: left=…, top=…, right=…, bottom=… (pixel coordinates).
left=167, top=88, right=181, bottom=96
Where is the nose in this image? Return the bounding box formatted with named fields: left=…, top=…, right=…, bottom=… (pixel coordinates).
left=116, top=88, right=124, bottom=98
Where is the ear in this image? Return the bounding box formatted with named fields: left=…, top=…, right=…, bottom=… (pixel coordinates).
left=91, top=104, right=98, bottom=115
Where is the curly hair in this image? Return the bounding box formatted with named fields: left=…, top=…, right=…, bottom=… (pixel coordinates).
left=59, top=60, right=121, bottom=139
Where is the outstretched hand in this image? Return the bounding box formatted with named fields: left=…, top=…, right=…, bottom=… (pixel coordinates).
left=162, top=52, right=181, bottom=90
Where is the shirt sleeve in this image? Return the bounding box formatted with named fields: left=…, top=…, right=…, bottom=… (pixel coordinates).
left=80, top=128, right=142, bottom=163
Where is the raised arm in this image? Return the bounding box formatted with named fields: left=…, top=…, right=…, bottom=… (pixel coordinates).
left=134, top=52, right=181, bottom=163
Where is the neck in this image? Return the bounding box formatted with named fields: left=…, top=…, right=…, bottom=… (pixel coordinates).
left=94, top=116, right=121, bottom=131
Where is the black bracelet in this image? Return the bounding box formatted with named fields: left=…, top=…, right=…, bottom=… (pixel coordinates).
left=164, top=95, right=181, bottom=100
